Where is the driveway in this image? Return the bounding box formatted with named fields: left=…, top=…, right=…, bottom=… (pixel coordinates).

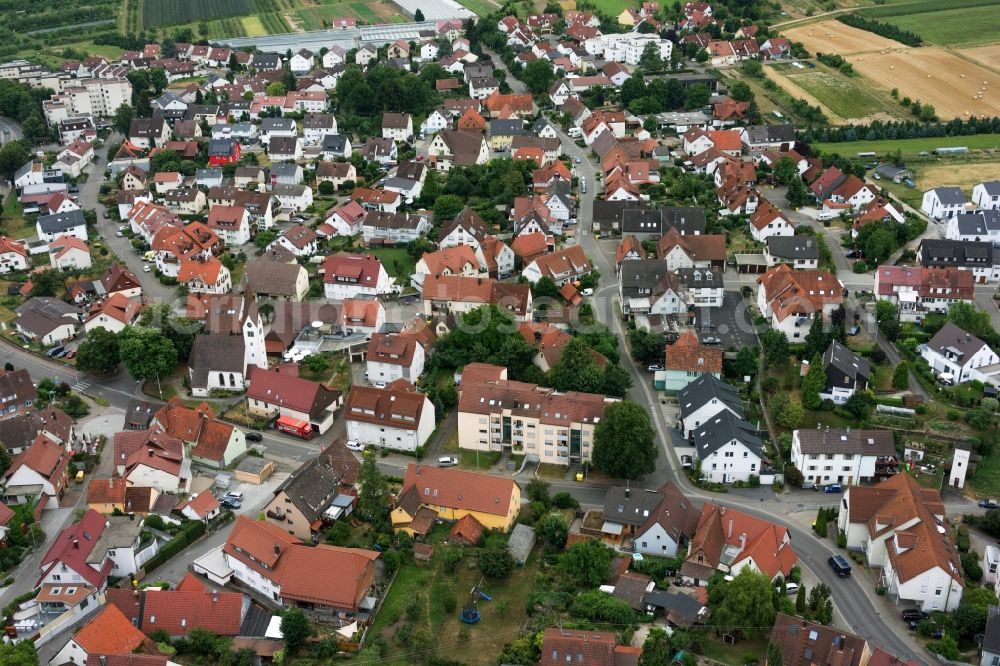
left=692, top=291, right=758, bottom=350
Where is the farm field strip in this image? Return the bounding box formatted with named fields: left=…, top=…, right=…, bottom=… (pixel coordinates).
left=456, top=0, right=500, bottom=16
left=142, top=0, right=253, bottom=28
left=783, top=20, right=904, bottom=56
left=959, top=44, right=1000, bottom=72
left=814, top=133, right=1000, bottom=158
left=240, top=15, right=267, bottom=35
left=846, top=47, right=1000, bottom=119
left=768, top=64, right=890, bottom=122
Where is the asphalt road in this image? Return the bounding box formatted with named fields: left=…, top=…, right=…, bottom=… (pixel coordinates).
left=0, top=116, right=23, bottom=145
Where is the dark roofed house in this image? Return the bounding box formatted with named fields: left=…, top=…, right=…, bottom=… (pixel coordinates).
left=819, top=339, right=871, bottom=404
left=539, top=628, right=641, bottom=666
left=791, top=428, right=896, bottom=486
left=769, top=613, right=871, bottom=666
left=693, top=409, right=767, bottom=484
left=601, top=481, right=698, bottom=557
left=263, top=442, right=356, bottom=540
left=765, top=235, right=819, bottom=270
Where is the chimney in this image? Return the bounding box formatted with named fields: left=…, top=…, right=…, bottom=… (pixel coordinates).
left=415, top=464, right=421, bottom=475
left=727, top=518, right=733, bottom=539
left=148, top=449, right=155, bottom=457
left=73, top=538, right=79, bottom=548
left=273, top=543, right=280, bottom=555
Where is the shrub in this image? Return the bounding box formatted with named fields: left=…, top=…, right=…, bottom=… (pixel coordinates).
left=837, top=530, right=847, bottom=548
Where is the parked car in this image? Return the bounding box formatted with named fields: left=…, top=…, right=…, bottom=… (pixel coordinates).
left=900, top=609, right=928, bottom=624
left=828, top=555, right=852, bottom=577
left=800, top=481, right=818, bottom=490
left=224, top=491, right=243, bottom=502
left=647, top=364, right=663, bottom=372
left=46, top=346, right=64, bottom=358
left=245, top=432, right=262, bottom=442
left=346, top=440, right=365, bottom=452
left=782, top=582, right=800, bottom=596
left=64, top=350, right=76, bottom=359
left=581, top=288, right=594, bottom=296
left=848, top=326, right=860, bottom=336
left=220, top=497, right=241, bottom=509
left=824, top=483, right=843, bottom=493
left=438, top=456, right=458, bottom=468
left=701, top=336, right=722, bottom=346
left=846, top=249, right=863, bottom=259
left=143, top=265, right=151, bottom=272
left=978, top=498, right=999, bottom=509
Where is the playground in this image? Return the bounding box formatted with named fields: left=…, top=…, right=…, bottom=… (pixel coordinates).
left=367, top=543, right=540, bottom=665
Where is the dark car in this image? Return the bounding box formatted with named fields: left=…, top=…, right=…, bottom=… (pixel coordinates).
left=901, top=609, right=928, bottom=624
left=220, top=497, right=241, bottom=510
left=979, top=498, right=999, bottom=509
left=828, top=555, right=852, bottom=577
left=846, top=249, right=863, bottom=259
left=245, top=432, right=263, bottom=442
left=824, top=483, right=842, bottom=493
left=46, top=346, right=65, bottom=358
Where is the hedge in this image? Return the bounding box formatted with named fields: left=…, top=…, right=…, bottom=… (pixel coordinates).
left=143, top=520, right=206, bottom=574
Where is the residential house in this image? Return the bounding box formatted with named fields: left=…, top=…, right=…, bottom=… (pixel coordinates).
left=269, top=224, right=318, bottom=257
left=320, top=134, right=352, bottom=160
left=246, top=366, right=343, bottom=435
left=692, top=410, right=767, bottom=484
left=918, top=239, right=1000, bottom=284
left=438, top=206, right=491, bottom=249
left=837, top=473, right=964, bottom=612
left=271, top=184, right=313, bottom=212
left=600, top=481, right=698, bottom=557
left=522, top=245, right=592, bottom=286
left=382, top=112, right=413, bottom=142
left=360, top=137, right=396, bottom=166
left=681, top=503, right=796, bottom=585
left=0, top=368, right=37, bottom=422
left=221, top=515, right=380, bottom=616
left=422, top=274, right=533, bottom=322
left=475, top=236, right=515, bottom=279
left=769, top=613, right=872, bottom=666
left=922, top=187, right=967, bottom=220
left=748, top=199, right=794, bottom=241
left=344, top=380, right=435, bottom=453
left=3, top=433, right=70, bottom=507
left=48, top=235, right=91, bottom=271
left=920, top=322, right=1000, bottom=385
left=457, top=364, right=616, bottom=466
left=206, top=205, right=250, bottom=246
left=86, top=478, right=159, bottom=517
left=13, top=297, right=81, bottom=345
left=83, top=293, right=143, bottom=334
left=981, top=611, right=1000, bottom=666
left=539, top=629, right=641, bottom=666
left=113, top=428, right=190, bottom=494
left=678, top=373, right=744, bottom=440
left=163, top=188, right=206, bottom=215
left=874, top=265, right=974, bottom=320
left=177, top=257, right=231, bottom=295
left=322, top=200, right=366, bottom=237
left=361, top=211, right=430, bottom=245
left=322, top=253, right=392, bottom=300
left=366, top=332, right=426, bottom=384
left=740, top=124, right=796, bottom=154
left=128, top=117, right=169, bottom=148
left=791, top=427, right=896, bottom=486
left=764, top=236, right=819, bottom=269
left=50, top=605, right=150, bottom=666
left=656, top=229, right=726, bottom=270
left=316, top=161, right=356, bottom=190
left=263, top=443, right=358, bottom=540
left=151, top=398, right=248, bottom=469
left=756, top=265, right=844, bottom=341
left=945, top=210, right=1000, bottom=244
left=36, top=209, right=88, bottom=244
left=391, top=463, right=520, bottom=536
left=972, top=181, right=1000, bottom=210
left=618, top=259, right=684, bottom=318
left=661, top=330, right=723, bottom=393
left=817, top=339, right=871, bottom=404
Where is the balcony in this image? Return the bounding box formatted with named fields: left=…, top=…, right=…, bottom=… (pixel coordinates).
left=266, top=509, right=286, bottom=521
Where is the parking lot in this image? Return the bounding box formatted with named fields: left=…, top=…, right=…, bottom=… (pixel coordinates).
left=691, top=291, right=759, bottom=350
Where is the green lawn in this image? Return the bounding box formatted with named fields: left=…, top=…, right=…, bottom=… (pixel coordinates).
left=776, top=66, right=890, bottom=120
left=455, top=0, right=498, bottom=16
left=370, top=247, right=415, bottom=282
left=970, top=451, right=1000, bottom=497
left=588, top=0, right=633, bottom=15
left=1, top=194, right=34, bottom=240
left=881, top=5, right=1000, bottom=46
left=814, top=133, right=1000, bottom=159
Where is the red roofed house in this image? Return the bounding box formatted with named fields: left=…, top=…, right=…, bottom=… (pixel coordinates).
left=874, top=265, right=974, bottom=321
left=322, top=252, right=392, bottom=300
left=521, top=244, right=592, bottom=286
left=178, top=491, right=221, bottom=522
left=0, top=235, right=29, bottom=273
left=756, top=264, right=844, bottom=341
left=662, top=329, right=723, bottom=392
left=345, top=380, right=435, bottom=453
left=366, top=332, right=427, bottom=385
left=220, top=515, right=380, bottom=617
left=681, top=503, right=797, bottom=585
left=84, top=292, right=143, bottom=334
left=113, top=428, right=191, bottom=494
left=748, top=198, right=794, bottom=242
left=151, top=397, right=248, bottom=468
left=36, top=509, right=116, bottom=625
left=106, top=572, right=244, bottom=639
left=246, top=365, right=343, bottom=434
left=3, top=434, right=70, bottom=508
left=48, top=235, right=92, bottom=271
left=540, top=628, right=642, bottom=666
left=421, top=274, right=533, bottom=322
left=51, top=604, right=152, bottom=666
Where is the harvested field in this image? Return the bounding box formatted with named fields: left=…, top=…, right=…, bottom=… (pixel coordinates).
left=912, top=160, right=1000, bottom=192
left=959, top=43, right=1000, bottom=71
left=846, top=47, right=1000, bottom=119
left=783, top=20, right=904, bottom=56
left=767, top=64, right=897, bottom=123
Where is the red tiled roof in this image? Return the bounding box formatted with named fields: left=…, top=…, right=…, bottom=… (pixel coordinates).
left=141, top=584, right=243, bottom=636
left=279, top=544, right=379, bottom=611
left=322, top=252, right=384, bottom=286
left=757, top=264, right=843, bottom=322
left=345, top=382, right=428, bottom=432
left=400, top=463, right=517, bottom=518
left=664, top=330, right=723, bottom=373
left=72, top=603, right=148, bottom=655
left=178, top=491, right=220, bottom=519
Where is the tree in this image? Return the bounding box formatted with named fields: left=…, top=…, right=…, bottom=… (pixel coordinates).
left=628, top=329, right=667, bottom=365
left=875, top=300, right=900, bottom=341
left=795, top=585, right=806, bottom=613
left=280, top=608, right=310, bottom=656
left=777, top=401, right=804, bottom=429
left=75, top=327, right=120, bottom=374
left=29, top=269, right=64, bottom=298
left=948, top=301, right=997, bottom=344
left=785, top=176, right=810, bottom=208
left=118, top=327, right=177, bottom=382
left=532, top=276, right=560, bottom=300
left=766, top=641, right=783, bottom=666
left=802, top=353, right=826, bottom=410
left=638, top=42, right=663, bottom=73
left=804, top=316, right=829, bottom=360
left=318, top=180, right=335, bottom=195
left=892, top=361, right=910, bottom=390
left=522, top=60, right=555, bottom=95
left=0, top=640, right=39, bottom=665
left=433, top=195, right=464, bottom=224
left=593, top=401, right=657, bottom=479
left=711, top=568, right=777, bottom=639
left=0, top=140, right=29, bottom=180
left=479, top=546, right=515, bottom=578
left=731, top=345, right=758, bottom=379
left=357, top=453, right=389, bottom=523
left=0, top=443, right=10, bottom=476
left=524, top=479, right=550, bottom=505
left=414, top=8, right=424, bottom=20
left=761, top=329, right=790, bottom=367
left=536, top=512, right=568, bottom=548
left=265, top=82, right=287, bottom=97
left=683, top=83, right=711, bottom=111
left=547, top=338, right=604, bottom=394
left=773, top=156, right=798, bottom=186
left=858, top=222, right=895, bottom=264
left=560, top=539, right=613, bottom=587
left=844, top=390, right=875, bottom=420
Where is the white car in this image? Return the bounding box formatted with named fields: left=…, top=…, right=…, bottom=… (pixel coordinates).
left=345, top=440, right=364, bottom=452
left=142, top=265, right=151, bottom=273
left=581, top=288, right=594, bottom=296
left=374, top=381, right=386, bottom=389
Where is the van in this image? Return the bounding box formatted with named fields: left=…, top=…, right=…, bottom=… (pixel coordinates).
left=817, top=211, right=838, bottom=221
left=438, top=456, right=458, bottom=467
left=567, top=127, right=582, bottom=138
left=828, top=555, right=852, bottom=577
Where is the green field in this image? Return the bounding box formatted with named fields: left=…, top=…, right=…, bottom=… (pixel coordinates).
left=456, top=0, right=500, bottom=16
left=298, top=2, right=377, bottom=26
left=370, top=247, right=416, bottom=282
left=878, top=5, right=1000, bottom=46
left=588, top=0, right=633, bottom=15
left=776, top=66, right=887, bottom=120
left=814, top=133, right=1000, bottom=158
